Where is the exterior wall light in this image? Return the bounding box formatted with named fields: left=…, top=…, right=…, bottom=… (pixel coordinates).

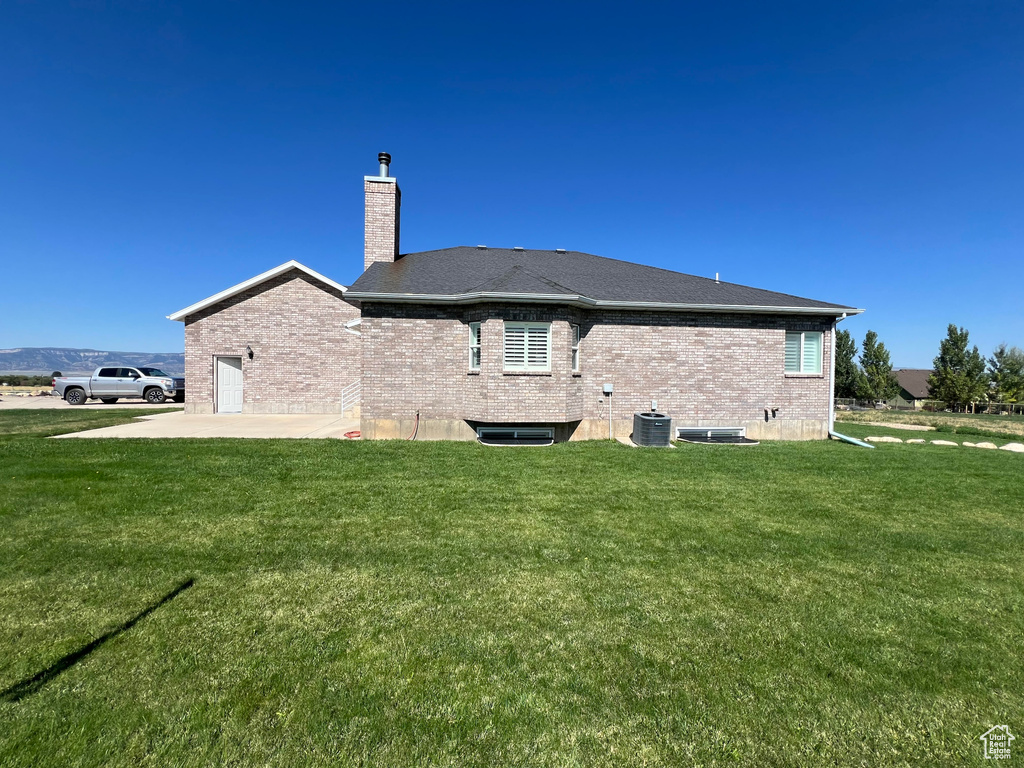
left=246, top=345, right=254, bottom=359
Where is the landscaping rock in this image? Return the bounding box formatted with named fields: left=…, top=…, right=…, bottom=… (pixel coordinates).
left=906, top=439, right=926, bottom=444
left=973, top=442, right=998, bottom=450
left=999, top=442, right=1024, bottom=453
left=962, top=442, right=977, bottom=448
left=930, top=440, right=959, bottom=447
left=865, top=436, right=903, bottom=443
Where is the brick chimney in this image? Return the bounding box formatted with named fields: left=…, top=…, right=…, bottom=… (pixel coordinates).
left=364, top=152, right=401, bottom=271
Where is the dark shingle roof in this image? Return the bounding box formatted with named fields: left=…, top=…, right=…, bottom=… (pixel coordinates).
left=346, top=246, right=859, bottom=314
left=895, top=369, right=933, bottom=399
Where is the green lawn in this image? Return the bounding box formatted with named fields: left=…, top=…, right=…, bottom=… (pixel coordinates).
left=1, top=410, right=1021, bottom=767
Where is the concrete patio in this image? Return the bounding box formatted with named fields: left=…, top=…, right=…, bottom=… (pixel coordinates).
left=53, top=411, right=361, bottom=439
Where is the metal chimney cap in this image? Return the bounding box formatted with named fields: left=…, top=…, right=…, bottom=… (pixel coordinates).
left=513, top=246, right=525, bottom=251
left=378, top=152, right=391, bottom=165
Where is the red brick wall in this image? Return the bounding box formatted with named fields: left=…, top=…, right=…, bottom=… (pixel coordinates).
left=360, top=303, right=834, bottom=438
left=183, top=270, right=361, bottom=413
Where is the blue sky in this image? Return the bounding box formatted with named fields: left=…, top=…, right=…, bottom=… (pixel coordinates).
left=1, top=1, right=1022, bottom=367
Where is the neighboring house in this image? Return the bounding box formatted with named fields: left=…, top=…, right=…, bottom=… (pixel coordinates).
left=893, top=368, right=932, bottom=410
left=170, top=154, right=863, bottom=441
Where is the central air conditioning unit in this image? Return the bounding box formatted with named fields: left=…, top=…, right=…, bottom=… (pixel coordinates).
left=632, top=412, right=672, bottom=447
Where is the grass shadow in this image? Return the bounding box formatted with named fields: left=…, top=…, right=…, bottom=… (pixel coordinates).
left=0, top=578, right=194, bottom=702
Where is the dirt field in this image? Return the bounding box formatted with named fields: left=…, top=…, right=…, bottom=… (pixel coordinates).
left=0, top=388, right=181, bottom=411
left=836, top=409, right=1024, bottom=438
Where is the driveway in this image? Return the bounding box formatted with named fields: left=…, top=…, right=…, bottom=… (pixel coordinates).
left=53, top=411, right=361, bottom=439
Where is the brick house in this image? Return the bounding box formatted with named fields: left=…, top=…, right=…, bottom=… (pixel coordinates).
left=170, top=154, right=862, bottom=441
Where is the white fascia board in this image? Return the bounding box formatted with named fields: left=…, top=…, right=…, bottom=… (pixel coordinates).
left=342, top=290, right=865, bottom=317
left=167, top=260, right=348, bottom=321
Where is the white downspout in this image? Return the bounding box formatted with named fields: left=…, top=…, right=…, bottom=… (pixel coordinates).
left=826, top=313, right=872, bottom=446
left=829, top=318, right=837, bottom=434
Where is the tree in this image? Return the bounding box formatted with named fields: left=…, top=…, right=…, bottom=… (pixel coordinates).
left=833, top=329, right=860, bottom=399
left=928, top=324, right=989, bottom=412
left=856, top=330, right=899, bottom=402
left=988, top=344, right=1024, bottom=404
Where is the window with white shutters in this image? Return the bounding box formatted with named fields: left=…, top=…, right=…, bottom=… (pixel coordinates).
left=802, top=332, right=822, bottom=373
left=785, top=331, right=822, bottom=374
left=503, top=322, right=550, bottom=371
left=571, top=324, right=580, bottom=371
left=469, top=322, right=481, bottom=370
left=784, top=333, right=801, bottom=372
left=504, top=325, right=526, bottom=368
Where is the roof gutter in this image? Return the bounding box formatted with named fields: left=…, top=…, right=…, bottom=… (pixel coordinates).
left=342, top=290, right=864, bottom=316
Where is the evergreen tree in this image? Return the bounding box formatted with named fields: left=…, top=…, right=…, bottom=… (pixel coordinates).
left=928, top=324, right=989, bottom=411
left=833, top=329, right=860, bottom=398
left=856, top=330, right=899, bottom=402
left=988, top=344, right=1024, bottom=404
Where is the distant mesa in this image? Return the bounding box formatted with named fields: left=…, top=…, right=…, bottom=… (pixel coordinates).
left=0, top=347, right=184, bottom=376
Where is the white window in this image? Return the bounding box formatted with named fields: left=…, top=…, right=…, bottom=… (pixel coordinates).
left=503, top=322, right=551, bottom=371
left=785, top=331, right=822, bottom=374
left=571, top=324, right=581, bottom=372
left=469, top=322, right=481, bottom=370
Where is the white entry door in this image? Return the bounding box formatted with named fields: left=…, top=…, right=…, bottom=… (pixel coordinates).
left=216, top=357, right=243, bottom=414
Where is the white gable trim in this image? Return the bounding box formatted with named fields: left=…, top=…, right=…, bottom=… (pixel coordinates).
left=167, top=260, right=348, bottom=322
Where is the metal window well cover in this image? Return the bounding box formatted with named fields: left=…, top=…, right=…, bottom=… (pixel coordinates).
left=676, top=427, right=759, bottom=446
left=477, top=428, right=554, bottom=446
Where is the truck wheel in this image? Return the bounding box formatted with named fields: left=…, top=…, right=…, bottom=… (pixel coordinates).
left=100, top=398, right=119, bottom=404
left=144, top=387, right=166, bottom=404
left=65, top=388, right=87, bottom=405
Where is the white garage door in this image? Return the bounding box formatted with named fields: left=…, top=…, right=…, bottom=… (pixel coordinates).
left=216, top=357, right=243, bottom=414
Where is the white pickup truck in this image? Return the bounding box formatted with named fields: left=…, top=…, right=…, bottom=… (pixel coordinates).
left=53, top=367, right=185, bottom=405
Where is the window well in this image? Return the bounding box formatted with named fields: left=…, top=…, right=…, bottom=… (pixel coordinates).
left=477, top=427, right=554, bottom=446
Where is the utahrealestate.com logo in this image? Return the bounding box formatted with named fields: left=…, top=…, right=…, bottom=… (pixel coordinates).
left=980, top=725, right=1015, bottom=760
